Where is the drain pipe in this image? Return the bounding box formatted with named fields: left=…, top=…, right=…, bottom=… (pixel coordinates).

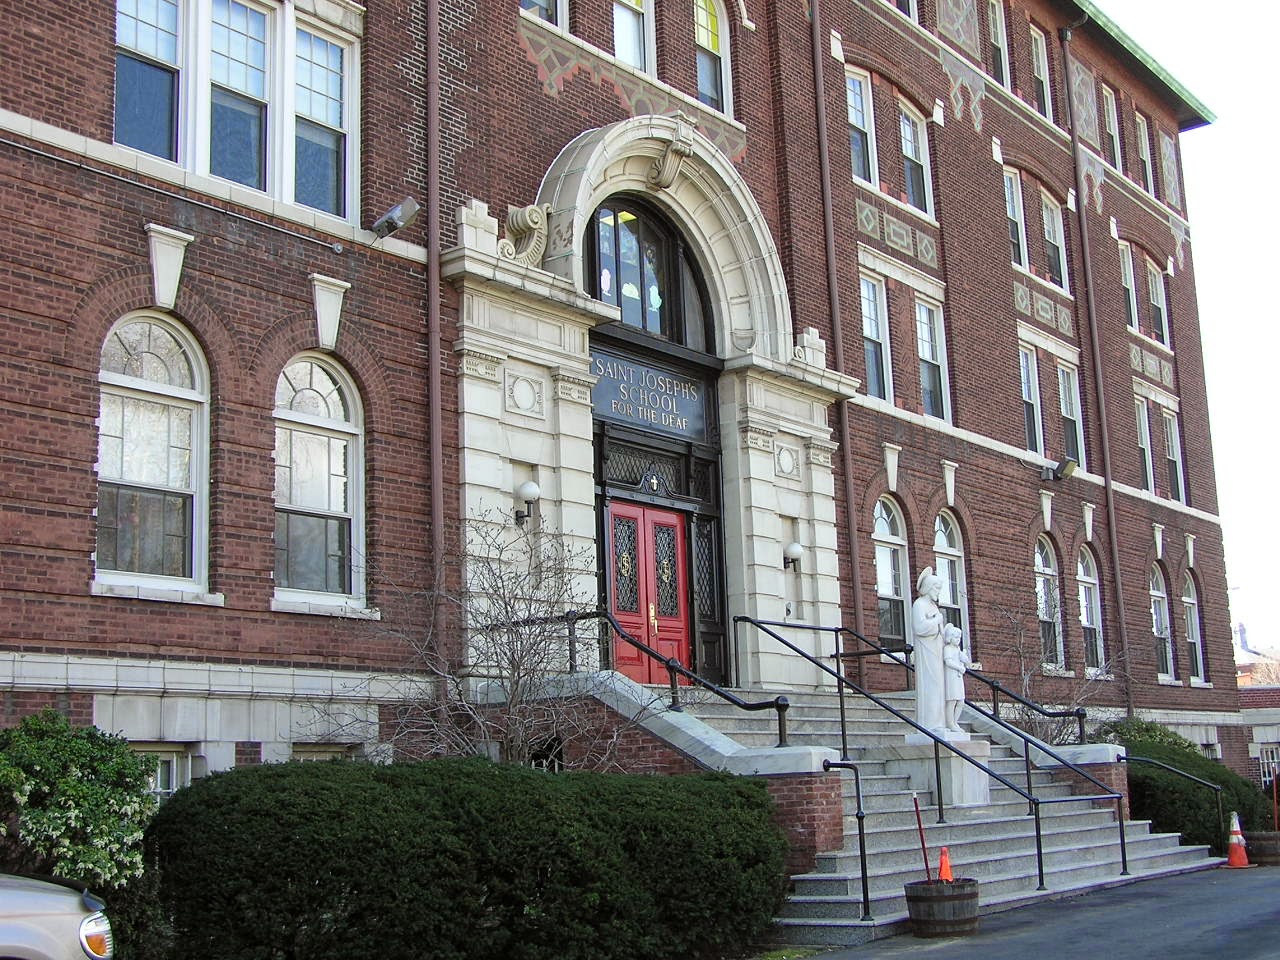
left=426, top=0, right=445, bottom=575
left=809, top=0, right=867, bottom=636
left=1059, top=17, right=1134, bottom=717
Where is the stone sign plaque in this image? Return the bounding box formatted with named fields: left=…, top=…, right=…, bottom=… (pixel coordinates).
left=590, top=349, right=708, bottom=441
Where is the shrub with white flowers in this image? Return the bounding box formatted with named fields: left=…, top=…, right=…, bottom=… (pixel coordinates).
left=0, top=710, right=156, bottom=888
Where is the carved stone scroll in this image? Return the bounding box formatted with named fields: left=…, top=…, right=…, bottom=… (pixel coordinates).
left=498, top=203, right=552, bottom=268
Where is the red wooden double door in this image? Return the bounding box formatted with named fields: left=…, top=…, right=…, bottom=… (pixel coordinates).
left=606, top=501, right=691, bottom=684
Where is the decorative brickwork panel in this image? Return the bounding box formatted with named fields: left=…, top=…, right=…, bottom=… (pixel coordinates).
left=938, top=0, right=980, bottom=56
left=1069, top=58, right=1099, bottom=147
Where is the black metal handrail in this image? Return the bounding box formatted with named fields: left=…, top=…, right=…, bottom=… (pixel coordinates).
left=822, top=758, right=872, bottom=921
left=1120, top=755, right=1225, bottom=851
left=733, top=615, right=1129, bottom=892
left=965, top=668, right=1088, bottom=744
left=507, top=609, right=791, bottom=746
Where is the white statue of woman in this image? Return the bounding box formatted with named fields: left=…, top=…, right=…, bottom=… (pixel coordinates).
left=911, top=566, right=947, bottom=735
left=943, top=622, right=971, bottom=733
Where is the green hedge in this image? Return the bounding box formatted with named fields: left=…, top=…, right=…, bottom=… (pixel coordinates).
left=1121, top=741, right=1270, bottom=856
left=144, top=758, right=787, bottom=960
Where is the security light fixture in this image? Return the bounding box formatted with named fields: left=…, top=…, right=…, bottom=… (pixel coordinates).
left=783, top=541, right=804, bottom=570
left=1042, top=456, right=1078, bottom=482
left=370, top=196, right=421, bottom=238
left=514, top=480, right=541, bottom=526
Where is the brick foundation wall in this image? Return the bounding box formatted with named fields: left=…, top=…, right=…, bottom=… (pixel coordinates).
left=0, top=690, right=94, bottom=728
left=1051, top=760, right=1130, bottom=820
left=762, top=773, right=847, bottom=876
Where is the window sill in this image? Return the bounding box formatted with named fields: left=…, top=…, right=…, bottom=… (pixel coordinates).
left=859, top=184, right=940, bottom=229
left=1041, top=664, right=1075, bottom=678
left=93, top=579, right=225, bottom=606
left=1189, top=679, right=1213, bottom=689
left=1085, top=667, right=1115, bottom=681
left=271, top=594, right=381, bottom=620
left=1128, top=326, right=1173, bottom=355
left=1013, top=263, right=1074, bottom=301
left=1157, top=676, right=1182, bottom=686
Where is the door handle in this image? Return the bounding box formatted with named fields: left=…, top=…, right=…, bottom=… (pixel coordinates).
left=649, top=602, right=658, bottom=634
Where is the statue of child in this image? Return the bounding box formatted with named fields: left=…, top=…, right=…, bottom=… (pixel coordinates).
left=942, top=622, right=971, bottom=733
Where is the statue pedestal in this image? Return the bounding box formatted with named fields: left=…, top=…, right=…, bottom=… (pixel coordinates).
left=878, top=738, right=991, bottom=807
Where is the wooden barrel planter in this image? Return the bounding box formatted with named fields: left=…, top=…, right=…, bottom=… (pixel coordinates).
left=1245, top=831, right=1280, bottom=866
left=904, top=879, right=980, bottom=938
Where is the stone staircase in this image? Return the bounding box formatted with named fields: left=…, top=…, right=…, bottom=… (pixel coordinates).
left=682, top=688, right=1223, bottom=946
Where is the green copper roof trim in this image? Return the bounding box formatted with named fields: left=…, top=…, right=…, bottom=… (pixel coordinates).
left=1072, top=0, right=1215, bottom=130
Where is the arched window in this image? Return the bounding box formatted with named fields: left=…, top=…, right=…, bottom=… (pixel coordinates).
left=96, top=314, right=209, bottom=590
left=273, top=355, right=364, bottom=603
left=1182, top=573, right=1207, bottom=683
left=1077, top=547, right=1105, bottom=672
left=1034, top=536, right=1063, bottom=667
left=693, top=0, right=731, bottom=114
left=933, top=511, right=968, bottom=645
left=1150, top=564, right=1174, bottom=679
left=591, top=198, right=712, bottom=351
left=872, top=498, right=910, bottom=650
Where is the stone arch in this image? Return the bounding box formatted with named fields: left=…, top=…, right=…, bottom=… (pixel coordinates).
left=536, top=113, right=793, bottom=362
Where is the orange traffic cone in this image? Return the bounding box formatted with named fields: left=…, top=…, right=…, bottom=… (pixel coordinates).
left=1226, top=811, right=1252, bottom=868
left=939, top=845, right=954, bottom=882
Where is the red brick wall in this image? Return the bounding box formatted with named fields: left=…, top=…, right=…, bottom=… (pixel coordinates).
left=763, top=773, right=847, bottom=876
left=1052, top=760, right=1131, bottom=820
left=0, top=691, right=94, bottom=728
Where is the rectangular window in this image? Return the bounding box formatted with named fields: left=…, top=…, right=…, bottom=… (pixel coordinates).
left=1004, top=168, right=1027, bottom=268
left=520, top=0, right=558, bottom=23
left=273, top=424, right=353, bottom=594
left=116, top=0, right=359, bottom=220
left=899, top=108, right=931, bottom=214
left=1163, top=411, right=1185, bottom=503
left=1030, top=26, right=1053, bottom=121
left=1135, top=112, right=1154, bottom=193
left=613, top=0, right=647, bottom=71
left=134, top=746, right=192, bottom=800
left=916, top=301, right=949, bottom=421
left=1101, top=85, right=1122, bottom=168
left=891, top=0, right=916, bottom=19
left=1147, top=260, right=1168, bottom=345
left=211, top=0, right=269, bottom=191
left=988, top=0, right=1009, bottom=87
left=1135, top=397, right=1153, bottom=492
left=846, top=72, right=877, bottom=185
left=1152, top=591, right=1173, bottom=678
left=1057, top=365, right=1085, bottom=470
left=1119, top=241, right=1138, bottom=329
left=96, top=391, right=196, bottom=578
left=860, top=276, right=892, bottom=401
left=115, top=0, right=180, bottom=160
left=1080, top=580, right=1103, bottom=670
left=1019, top=345, right=1042, bottom=453
left=1041, top=192, right=1067, bottom=288
left=1259, top=744, right=1280, bottom=788
left=694, top=0, right=725, bottom=111
left=295, top=29, right=347, bottom=216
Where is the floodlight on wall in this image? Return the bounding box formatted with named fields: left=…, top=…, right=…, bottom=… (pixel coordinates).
left=514, top=480, right=541, bottom=526
left=783, top=541, right=804, bottom=570
left=370, top=196, right=421, bottom=238
left=1041, top=456, right=1078, bottom=482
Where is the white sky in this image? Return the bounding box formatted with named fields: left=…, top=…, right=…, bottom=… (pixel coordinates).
left=1095, top=1, right=1276, bottom=654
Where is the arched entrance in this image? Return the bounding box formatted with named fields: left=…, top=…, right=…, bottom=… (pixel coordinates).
left=587, top=196, right=727, bottom=684
left=447, top=113, right=859, bottom=691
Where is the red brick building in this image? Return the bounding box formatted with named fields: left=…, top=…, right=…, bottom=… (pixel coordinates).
left=0, top=0, right=1250, bottom=783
